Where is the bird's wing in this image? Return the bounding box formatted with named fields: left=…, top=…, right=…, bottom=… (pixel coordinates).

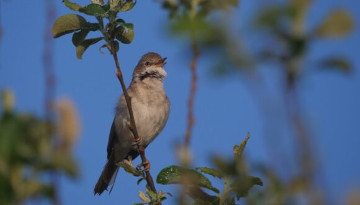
left=106, top=120, right=116, bottom=159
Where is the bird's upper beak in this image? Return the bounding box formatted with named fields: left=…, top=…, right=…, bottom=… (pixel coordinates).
left=157, top=57, right=167, bottom=67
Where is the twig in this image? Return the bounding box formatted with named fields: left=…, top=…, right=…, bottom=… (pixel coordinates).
left=109, top=40, right=159, bottom=197
left=184, top=34, right=200, bottom=147
left=43, top=1, right=60, bottom=204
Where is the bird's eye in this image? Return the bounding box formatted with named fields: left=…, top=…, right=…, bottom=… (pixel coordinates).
left=145, top=61, right=150, bottom=66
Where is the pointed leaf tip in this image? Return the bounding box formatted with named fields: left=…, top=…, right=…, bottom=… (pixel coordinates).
left=76, top=37, right=103, bottom=59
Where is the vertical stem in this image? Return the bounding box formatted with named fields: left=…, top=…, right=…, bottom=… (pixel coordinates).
left=184, top=32, right=199, bottom=147
left=43, top=0, right=59, bottom=204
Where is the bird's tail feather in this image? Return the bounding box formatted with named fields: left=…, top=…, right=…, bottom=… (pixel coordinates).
left=94, top=155, right=119, bottom=195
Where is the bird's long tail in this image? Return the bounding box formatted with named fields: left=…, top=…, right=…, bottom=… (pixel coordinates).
left=94, top=154, right=119, bottom=195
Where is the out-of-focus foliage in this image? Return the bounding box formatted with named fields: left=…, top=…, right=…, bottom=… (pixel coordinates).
left=154, top=134, right=262, bottom=205
left=0, top=90, right=80, bottom=204
left=202, top=0, right=354, bottom=80
left=160, top=0, right=239, bottom=44
left=184, top=0, right=355, bottom=204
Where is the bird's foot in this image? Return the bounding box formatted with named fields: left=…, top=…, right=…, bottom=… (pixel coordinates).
left=137, top=159, right=150, bottom=172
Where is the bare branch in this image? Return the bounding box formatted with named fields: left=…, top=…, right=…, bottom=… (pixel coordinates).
left=184, top=36, right=200, bottom=147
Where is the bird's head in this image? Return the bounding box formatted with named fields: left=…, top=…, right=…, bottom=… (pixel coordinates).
left=133, top=52, right=167, bottom=82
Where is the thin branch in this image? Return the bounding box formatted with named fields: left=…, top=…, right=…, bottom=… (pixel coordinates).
left=43, top=1, right=60, bottom=204
left=184, top=35, right=200, bottom=147
left=109, top=40, right=159, bottom=197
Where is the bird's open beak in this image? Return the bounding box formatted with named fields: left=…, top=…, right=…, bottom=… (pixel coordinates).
left=155, top=57, right=167, bottom=67
left=161, top=57, right=167, bottom=66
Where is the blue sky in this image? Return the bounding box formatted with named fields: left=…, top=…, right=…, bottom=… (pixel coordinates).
left=1, top=0, right=360, bottom=204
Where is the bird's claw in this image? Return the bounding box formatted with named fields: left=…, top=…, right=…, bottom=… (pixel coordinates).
left=137, top=159, right=150, bottom=172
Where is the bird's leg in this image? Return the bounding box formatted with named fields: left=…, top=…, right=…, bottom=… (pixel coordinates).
left=127, top=121, right=142, bottom=147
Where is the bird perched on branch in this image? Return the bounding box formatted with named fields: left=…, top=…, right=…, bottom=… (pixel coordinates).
left=94, top=52, right=170, bottom=195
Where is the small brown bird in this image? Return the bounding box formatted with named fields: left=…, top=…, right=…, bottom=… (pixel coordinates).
left=94, top=52, right=170, bottom=195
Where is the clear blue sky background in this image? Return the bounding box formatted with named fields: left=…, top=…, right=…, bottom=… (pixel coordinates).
left=1, top=0, right=359, bottom=204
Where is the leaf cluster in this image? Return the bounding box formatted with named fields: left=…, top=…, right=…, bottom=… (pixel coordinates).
left=52, top=0, right=136, bottom=59
left=155, top=133, right=263, bottom=205
left=0, top=104, right=78, bottom=204
left=160, top=0, right=239, bottom=43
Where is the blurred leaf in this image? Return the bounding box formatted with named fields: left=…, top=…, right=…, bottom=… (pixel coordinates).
left=146, top=187, right=157, bottom=200
left=91, top=0, right=104, bottom=5
left=212, top=156, right=236, bottom=176
left=1, top=89, right=15, bottom=112
left=138, top=190, right=151, bottom=203
left=196, top=167, right=223, bottom=179
left=117, top=160, right=142, bottom=177
left=119, top=0, right=136, bottom=12
left=231, top=176, right=263, bottom=199
left=76, top=37, right=103, bottom=59
left=157, top=165, right=219, bottom=193
left=188, top=187, right=220, bottom=205
left=110, top=0, right=121, bottom=9
left=52, top=152, right=79, bottom=178
left=52, top=14, right=89, bottom=38
left=170, top=16, right=217, bottom=43
left=162, top=0, right=178, bottom=18
left=315, top=9, right=354, bottom=38
left=198, top=0, right=239, bottom=16
left=63, top=0, right=83, bottom=11
left=234, top=132, right=250, bottom=161
left=79, top=4, right=108, bottom=17
left=255, top=5, right=293, bottom=31
left=319, top=57, right=352, bottom=73
left=115, top=23, right=135, bottom=44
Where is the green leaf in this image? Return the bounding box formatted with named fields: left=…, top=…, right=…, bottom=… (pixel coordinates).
left=319, top=57, right=352, bottom=73
left=76, top=37, right=103, bottom=59
left=52, top=14, right=89, bottom=38
left=315, top=9, right=354, bottom=38
left=63, top=0, right=83, bottom=11
left=233, top=132, right=250, bottom=161
left=72, top=30, right=90, bottom=46
left=115, top=23, right=135, bottom=44
left=79, top=4, right=107, bottom=17
left=196, top=167, right=223, bottom=179
left=156, top=165, right=219, bottom=193
left=231, top=176, right=263, bottom=199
